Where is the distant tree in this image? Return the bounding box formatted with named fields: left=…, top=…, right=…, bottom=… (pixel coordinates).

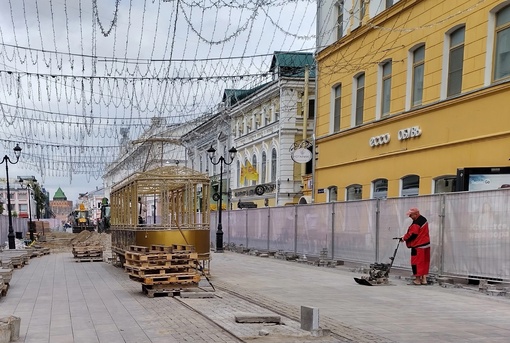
left=32, top=183, right=47, bottom=220
left=0, top=202, right=3, bottom=215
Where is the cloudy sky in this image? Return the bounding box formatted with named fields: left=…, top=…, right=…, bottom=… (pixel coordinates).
left=0, top=0, right=317, bottom=202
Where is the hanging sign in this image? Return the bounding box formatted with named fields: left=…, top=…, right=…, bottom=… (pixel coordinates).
left=290, top=140, right=313, bottom=164
left=291, top=148, right=312, bottom=163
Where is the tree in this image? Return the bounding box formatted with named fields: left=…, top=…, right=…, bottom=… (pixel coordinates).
left=32, top=183, right=47, bottom=220
left=0, top=201, right=3, bottom=215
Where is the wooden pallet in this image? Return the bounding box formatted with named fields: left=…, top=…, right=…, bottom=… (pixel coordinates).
left=74, top=252, right=103, bottom=258
left=124, top=260, right=173, bottom=269
left=141, top=284, right=201, bottom=298
left=0, top=283, right=8, bottom=297
left=125, top=252, right=172, bottom=261
left=125, top=252, right=198, bottom=263
left=172, top=244, right=195, bottom=253
left=149, top=244, right=173, bottom=253
left=129, top=245, right=149, bottom=253
left=75, top=257, right=103, bottom=262
left=125, top=264, right=194, bottom=276
left=129, top=272, right=201, bottom=285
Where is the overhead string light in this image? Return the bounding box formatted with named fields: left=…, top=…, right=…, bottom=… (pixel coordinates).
left=0, top=0, right=317, bottom=179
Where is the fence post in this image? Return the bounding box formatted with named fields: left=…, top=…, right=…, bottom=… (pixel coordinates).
left=227, top=210, right=230, bottom=245
left=267, top=207, right=271, bottom=252
left=294, top=205, right=298, bottom=254
left=245, top=209, right=249, bottom=248
left=375, top=199, right=380, bottom=263
left=331, top=202, right=335, bottom=260
left=439, top=194, right=446, bottom=276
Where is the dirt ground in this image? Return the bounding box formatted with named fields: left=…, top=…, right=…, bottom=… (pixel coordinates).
left=36, top=231, right=112, bottom=260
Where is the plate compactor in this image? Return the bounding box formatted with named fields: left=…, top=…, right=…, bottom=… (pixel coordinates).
left=354, top=238, right=401, bottom=286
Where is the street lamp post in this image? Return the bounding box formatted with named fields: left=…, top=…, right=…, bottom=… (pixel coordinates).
left=1, top=144, right=22, bottom=249
left=207, top=145, right=237, bottom=253
left=19, top=178, right=37, bottom=242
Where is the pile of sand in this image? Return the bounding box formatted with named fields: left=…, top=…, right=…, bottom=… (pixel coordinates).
left=36, top=231, right=111, bottom=257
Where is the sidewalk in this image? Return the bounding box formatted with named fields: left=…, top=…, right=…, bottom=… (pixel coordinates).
left=211, top=252, right=510, bottom=343
left=1, top=251, right=510, bottom=343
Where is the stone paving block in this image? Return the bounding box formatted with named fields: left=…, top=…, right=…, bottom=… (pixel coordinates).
left=234, top=312, right=281, bottom=323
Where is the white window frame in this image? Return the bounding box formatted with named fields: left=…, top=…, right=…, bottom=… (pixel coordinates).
left=261, top=151, right=267, bottom=184
left=351, top=72, right=365, bottom=127
left=485, top=3, right=510, bottom=85
left=336, top=1, right=345, bottom=40
left=406, top=44, right=425, bottom=110
left=326, top=186, right=338, bottom=202
left=330, top=84, right=342, bottom=133
left=432, top=175, right=457, bottom=194
left=441, top=25, right=465, bottom=99
left=376, top=60, right=392, bottom=119
left=346, top=184, right=363, bottom=201
left=371, top=178, right=388, bottom=199
left=400, top=175, right=420, bottom=197
left=493, top=4, right=510, bottom=82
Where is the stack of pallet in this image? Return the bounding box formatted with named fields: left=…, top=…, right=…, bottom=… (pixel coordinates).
left=0, top=268, right=12, bottom=297
left=26, top=246, right=51, bottom=258
left=0, top=250, right=31, bottom=269
left=72, top=243, right=103, bottom=262
left=124, top=244, right=201, bottom=297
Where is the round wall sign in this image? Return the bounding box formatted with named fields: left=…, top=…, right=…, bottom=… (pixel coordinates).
left=291, top=148, right=312, bottom=163
left=255, top=185, right=265, bottom=196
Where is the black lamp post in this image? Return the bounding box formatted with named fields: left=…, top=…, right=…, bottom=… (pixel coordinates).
left=207, top=144, right=237, bottom=253
left=19, top=177, right=36, bottom=242
left=1, top=144, right=22, bottom=249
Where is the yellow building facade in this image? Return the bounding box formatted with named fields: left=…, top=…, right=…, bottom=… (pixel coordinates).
left=315, top=0, right=510, bottom=202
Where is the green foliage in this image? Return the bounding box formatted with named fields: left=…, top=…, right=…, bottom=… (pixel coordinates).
left=32, top=183, right=47, bottom=220
left=0, top=202, right=3, bottom=215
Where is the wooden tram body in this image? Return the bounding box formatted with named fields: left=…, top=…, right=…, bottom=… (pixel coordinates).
left=109, top=166, right=211, bottom=270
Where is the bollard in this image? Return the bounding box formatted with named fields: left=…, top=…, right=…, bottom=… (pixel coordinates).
left=0, top=316, right=20, bottom=342
left=300, top=306, right=319, bottom=331
left=0, top=323, right=10, bottom=343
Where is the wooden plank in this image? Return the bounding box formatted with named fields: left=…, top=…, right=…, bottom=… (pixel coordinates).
left=129, top=273, right=200, bottom=285
left=75, top=257, right=103, bottom=262
left=129, top=245, right=149, bottom=253
left=125, top=265, right=194, bottom=276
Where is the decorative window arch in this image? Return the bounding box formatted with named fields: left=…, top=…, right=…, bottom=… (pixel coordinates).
left=271, top=148, right=277, bottom=182
left=236, top=160, right=241, bottom=188
left=261, top=151, right=267, bottom=184
left=252, top=154, right=258, bottom=185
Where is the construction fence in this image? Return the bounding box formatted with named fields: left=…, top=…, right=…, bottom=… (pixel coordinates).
left=0, top=216, right=29, bottom=247
left=211, top=189, right=510, bottom=281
